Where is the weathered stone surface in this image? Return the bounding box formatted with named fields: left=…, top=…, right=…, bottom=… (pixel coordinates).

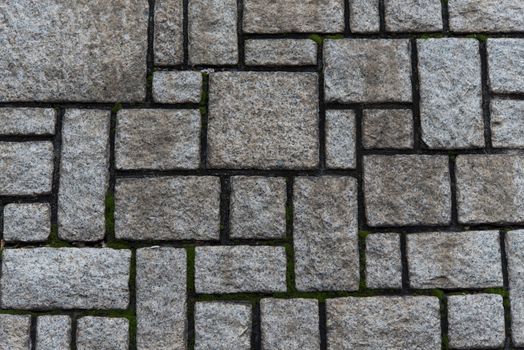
left=195, top=302, right=251, bottom=350
left=505, top=230, right=524, bottom=346
left=230, top=176, right=287, bottom=239
left=362, top=109, right=413, bottom=149
left=366, top=233, right=402, bottom=289
left=76, top=317, right=128, bottom=350
left=448, top=294, right=505, bottom=349
left=294, top=176, right=359, bottom=291
left=243, top=0, right=345, bottom=33
left=456, top=155, right=524, bottom=224
left=0, top=248, right=130, bottom=309
left=0, top=314, right=31, bottom=350
left=385, top=0, right=442, bottom=32
left=245, top=39, right=317, bottom=66
left=324, top=39, right=412, bottom=103
left=152, top=71, right=202, bottom=104
left=0, top=142, right=53, bottom=196
left=189, top=0, right=238, bottom=65
left=115, top=176, right=220, bottom=240
left=115, top=109, right=200, bottom=170
left=325, top=110, right=356, bottom=169
left=4, top=203, right=51, bottom=242
left=327, top=296, right=441, bottom=349
left=58, top=109, right=109, bottom=241
left=208, top=72, right=318, bottom=169
left=407, top=231, right=503, bottom=289
left=364, top=155, right=451, bottom=226
left=36, top=316, right=71, bottom=350
left=137, top=247, right=186, bottom=350
left=491, top=99, right=524, bottom=148
left=488, top=39, right=524, bottom=94
left=195, top=245, right=287, bottom=293
left=449, top=0, right=524, bottom=32
left=349, top=0, right=380, bottom=33
left=155, top=0, right=184, bottom=65
left=0, top=108, right=55, bottom=135
left=0, top=0, right=147, bottom=102
left=418, top=39, right=483, bottom=148
left=261, top=298, right=320, bottom=350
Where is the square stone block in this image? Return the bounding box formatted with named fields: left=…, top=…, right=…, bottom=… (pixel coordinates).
left=362, top=109, right=414, bottom=149
left=488, top=39, right=524, bottom=94
left=4, top=203, right=51, bottom=242
left=385, top=0, right=442, bottom=32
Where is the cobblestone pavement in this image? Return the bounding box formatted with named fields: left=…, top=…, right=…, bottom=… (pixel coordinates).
left=0, top=0, right=523, bottom=349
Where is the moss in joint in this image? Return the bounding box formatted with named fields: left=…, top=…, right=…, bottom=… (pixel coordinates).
left=111, top=102, right=123, bottom=113
left=418, top=33, right=444, bottom=40
left=467, top=34, right=488, bottom=42
left=308, top=34, right=323, bottom=45
left=105, top=192, right=115, bottom=239
left=48, top=224, right=72, bottom=248
left=483, top=287, right=509, bottom=298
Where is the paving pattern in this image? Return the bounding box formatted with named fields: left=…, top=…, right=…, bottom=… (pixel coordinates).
left=0, top=0, right=523, bottom=349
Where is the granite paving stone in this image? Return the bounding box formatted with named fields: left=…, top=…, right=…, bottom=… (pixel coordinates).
left=362, top=109, right=414, bottom=149
left=152, top=71, right=203, bottom=104
left=349, top=0, right=380, bottom=33
left=36, top=316, right=71, bottom=350
left=154, top=0, right=184, bottom=65
left=3, top=203, right=51, bottom=242
left=385, top=0, right=442, bottom=32
left=0, top=315, right=32, bottom=350
left=0, top=108, right=55, bottom=135
left=491, top=99, right=524, bottom=148
left=505, top=230, right=524, bottom=346
left=488, top=39, right=524, bottom=94
left=76, top=317, right=129, bottom=350
left=366, top=233, right=402, bottom=289
left=245, top=39, right=317, bottom=66
left=325, top=110, right=356, bottom=169
left=449, top=0, right=524, bottom=32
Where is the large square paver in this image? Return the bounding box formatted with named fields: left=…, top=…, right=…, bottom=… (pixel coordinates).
left=0, top=0, right=148, bottom=102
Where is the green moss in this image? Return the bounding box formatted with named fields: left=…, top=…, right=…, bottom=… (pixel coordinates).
left=431, top=289, right=445, bottom=300
left=186, top=246, right=196, bottom=294
left=106, top=241, right=132, bottom=249
left=484, top=288, right=509, bottom=297
left=199, top=106, right=207, bottom=116
left=308, top=34, right=323, bottom=45
left=48, top=224, right=72, bottom=248
left=111, top=102, right=123, bottom=113
left=467, top=34, right=488, bottom=42
left=325, top=34, right=345, bottom=40
left=358, top=230, right=370, bottom=239
left=285, top=205, right=294, bottom=223
left=448, top=150, right=458, bottom=161
left=200, top=72, right=209, bottom=106
left=418, top=33, right=444, bottom=40
left=442, top=334, right=449, bottom=350
left=105, top=192, right=115, bottom=239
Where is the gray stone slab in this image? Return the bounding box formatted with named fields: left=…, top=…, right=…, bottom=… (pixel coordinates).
left=208, top=72, right=318, bottom=169
left=36, top=316, right=71, bottom=350
left=195, top=245, right=287, bottom=293
left=76, top=317, right=128, bottom=350
left=4, top=203, right=51, bottom=242
left=155, top=0, right=184, bottom=65
left=362, top=109, right=414, bottom=149
left=245, top=39, right=317, bottom=66
left=115, top=109, right=200, bottom=170
left=0, top=108, right=55, bottom=135
left=407, top=231, right=503, bottom=289
left=505, top=230, right=524, bottom=346
left=0, top=0, right=147, bottom=102
left=327, top=296, right=441, bottom=349
left=418, top=38, right=483, bottom=148
left=488, top=39, right=524, bottom=94
left=137, top=247, right=187, bottom=350
left=325, top=110, right=356, bottom=169
left=449, top=0, right=524, bottom=32
left=324, top=39, right=412, bottom=103
left=385, top=0, right=442, bottom=32
left=0, top=314, right=31, bottom=350
left=294, top=176, right=359, bottom=291
left=152, top=71, right=202, bottom=104
left=491, top=99, right=524, bottom=148
left=0, top=142, right=53, bottom=196
left=115, top=176, right=220, bottom=240
left=366, top=233, right=402, bottom=289
left=0, top=248, right=130, bottom=310
left=349, top=0, right=380, bottom=33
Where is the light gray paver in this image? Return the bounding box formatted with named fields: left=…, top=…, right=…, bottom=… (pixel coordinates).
left=366, top=233, right=402, bottom=289
left=349, top=0, right=380, bottom=33
left=245, top=39, right=317, bottom=66
left=0, top=108, right=55, bottom=135
left=491, top=99, right=524, bottom=148
left=362, top=109, right=413, bottom=149
left=152, top=71, right=202, bottom=104
left=325, top=110, right=356, bottom=169
left=4, top=203, right=51, bottom=242
left=76, top=317, right=128, bottom=350
left=385, top=0, right=442, bottom=32
left=155, top=0, right=184, bottom=65
left=505, top=230, right=524, bottom=346
left=36, top=316, right=71, bottom=350
left=0, top=314, right=31, bottom=350
left=488, top=39, right=524, bottom=94
left=449, top=0, right=524, bottom=32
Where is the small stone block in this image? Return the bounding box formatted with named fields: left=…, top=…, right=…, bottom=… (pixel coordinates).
left=449, top=0, right=524, bottom=32
left=76, top=317, right=129, bottom=350
left=362, top=109, right=414, bottom=149
left=3, top=203, right=51, bottom=242
left=385, top=0, right=442, bottom=32
left=245, top=39, right=317, bottom=66
left=0, top=108, right=55, bottom=135
left=155, top=0, right=184, bottom=65
left=505, top=230, right=524, bottom=346
left=152, top=71, right=202, bottom=104
left=36, top=316, right=71, bottom=350
left=325, top=110, right=356, bottom=169
left=0, top=314, right=31, bottom=350
left=366, top=233, right=402, bottom=289
left=349, top=0, right=380, bottom=33
left=488, top=39, right=524, bottom=94
left=491, top=99, right=524, bottom=148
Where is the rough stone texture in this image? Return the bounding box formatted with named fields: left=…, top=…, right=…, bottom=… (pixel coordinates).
left=195, top=245, right=287, bottom=293
left=449, top=0, right=524, bottom=32
left=0, top=248, right=131, bottom=310
left=324, top=39, right=412, bottom=103
left=325, top=110, right=356, bottom=169
left=245, top=39, right=317, bottom=66
left=36, top=316, right=71, bottom=350
left=154, top=0, right=184, bottom=65
left=407, top=231, right=503, bottom=289
left=418, top=38, right=484, bottom=148
left=0, top=142, right=53, bottom=196
left=0, top=0, right=147, bottom=102
left=115, top=109, right=200, bottom=170
left=3, top=203, right=51, bottom=242
left=208, top=72, right=318, bottom=169
left=58, top=109, right=109, bottom=241
left=152, top=71, right=203, bottom=104
left=366, top=233, right=402, bottom=289
left=456, top=155, right=524, bottom=224
left=0, top=108, right=55, bottom=135
left=195, top=302, right=251, bottom=350
left=385, top=0, right=442, bottom=32
left=327, top=296, right=441, bottom=349
left=76, top=317, right=129, bottom=350
left=364, top=155, right=451, bottom=226
left=362, top=109, right=413, bottom=149
left=294, top=176, right=359, bottom=291
left=115, top=176, right=220, bottom=240
left=260, top=298, right=320, bottom=350
left=0, top=314, right=31, bottom=350
left=491, top=99, right=524, bottom=148
left=505, top=230, right=524, bottom=346
left=448, top=294, right=505, bottom=349
left=349, top=0, right=380, bottom=33
left=230, top=176, right=287, bottom=239
left=136, top=247, right=186, bottom=350
left=488, top=39, right=524, bottom=94
left=243, top=0, right=345, bottom=33
left=189, top=0, right=238, bottom=65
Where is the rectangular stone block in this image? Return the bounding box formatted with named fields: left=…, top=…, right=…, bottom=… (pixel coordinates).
left=407, top=231, right=503, bottom=289
left=155, top=0, right=184, bottom=65
left=0, top=142, right=53, bottom=195
left=245, top=39, right=317, bottom=66
left=488, top=39, right=524, bottom=94
left=0, top=108, right=55, bottom=135
left=349, top=0, right=380, bottom=33
left=418, top=38, right=483, bottom=148
left=506, top=230, right=524, bottom=346
left=4, top=203, right=51, bottom=242
left=491, top=99, right=524, bottom=148
left=385, top=0, right=442, bottom=32
left=58, top=109, right=109, bottom=241
left=0, top=248, right=130, bottom=310
left=36, top=316, right=71, bottom=350
left=137, top=247, right=187, bottom=350
left=366, top=233, right=402, bottom=289
left=362, top=109, right=414, bottom=149
left=152, top=71, right=202, bottom=104
left=0, top=314, right=31, bottom=350
left=294, top=176, right=359, bottom=291
left=195, top=245, right=287, bottom=293
left=325, top=110, right=356, bottom=169
left=76, top=317, right=128, bottom=350
left=449, top=0, right=524, bottom=32
left=115, top=177, right=220, bottom=240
